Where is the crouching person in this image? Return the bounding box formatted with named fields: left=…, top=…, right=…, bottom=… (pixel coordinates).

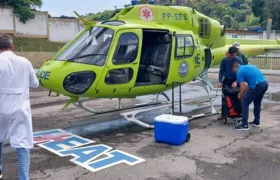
left=0, top=35, right=39, bottom=180
left=232, top=62, right=268, bottom=131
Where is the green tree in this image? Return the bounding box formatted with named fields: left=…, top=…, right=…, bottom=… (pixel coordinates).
left=191, top=0, right=257, bottom=29
left=252, top=0, right=280, bottom=29
left=88, top=10, right=115, bottom=21
left=0, top=0, right=43, bottom=23
left=139, top=0, right=149, bottom=3
left=261, top=0, right=280, bottom=29
left=252, top=0, right=265, bottom=17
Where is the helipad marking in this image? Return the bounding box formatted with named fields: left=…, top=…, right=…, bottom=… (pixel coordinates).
left=33, top=129, right=145, bottom=172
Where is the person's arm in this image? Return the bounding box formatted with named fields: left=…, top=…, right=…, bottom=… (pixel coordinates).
left=218, top=59, right=224, bottom=84
left=28, top=61, right=39, bottom=88
left=236, top=70, right=246, bottom=99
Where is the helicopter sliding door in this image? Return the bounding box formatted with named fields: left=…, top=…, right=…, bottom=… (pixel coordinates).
left=136, top=29, right=172, bottom=85
left=95, top=29, right=142, bottom=97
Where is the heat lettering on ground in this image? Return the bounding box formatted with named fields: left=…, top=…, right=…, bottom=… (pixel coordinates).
left=33, top=129, right=145, bottom=172
left=162, top=13, right=187, bottom=21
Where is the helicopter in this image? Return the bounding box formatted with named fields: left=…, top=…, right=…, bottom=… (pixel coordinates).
left=37, top=4, right=280, bottom=127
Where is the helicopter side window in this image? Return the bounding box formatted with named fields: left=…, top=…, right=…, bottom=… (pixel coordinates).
left=113, top=33, right=139, bottom=65
left=105, top=68, right=133, bottom=85
left=175, top=35, right=194, bottom=59
left=199, top=18, right=211, bottom=39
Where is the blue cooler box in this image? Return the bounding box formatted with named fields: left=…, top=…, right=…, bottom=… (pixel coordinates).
left=154, top=114, right=190, bottom=146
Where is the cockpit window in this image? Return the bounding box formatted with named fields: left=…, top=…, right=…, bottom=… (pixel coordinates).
left=113, top=33, right=139, bottom=65
left=56, top=27, right=114, bottom=66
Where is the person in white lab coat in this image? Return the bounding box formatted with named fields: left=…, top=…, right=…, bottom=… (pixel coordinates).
left=0, top=34, right=39, bottom=180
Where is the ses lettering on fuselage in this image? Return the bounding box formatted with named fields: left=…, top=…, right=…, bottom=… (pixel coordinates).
left=179, top=61, right=188, bottom=77
left=33, top=129, right=145, bottom=172
left=162, top=13, right=187, bottom=21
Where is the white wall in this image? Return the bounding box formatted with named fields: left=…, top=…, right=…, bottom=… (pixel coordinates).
left=14, top=11, right=48, bottom=37
left=0, top=7, right=91, bottom=42
left=0, top=7, right=14, bottom=33
left=48, top=18, right=80, bottom=42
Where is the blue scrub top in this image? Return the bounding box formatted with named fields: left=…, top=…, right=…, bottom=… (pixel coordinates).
left=236, top=65, right=267, bottom=89
left=219, top=56, right=243, bottom=83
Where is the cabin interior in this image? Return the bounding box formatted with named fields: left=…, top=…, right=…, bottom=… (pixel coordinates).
left=136, top=30, right=172, bottom=85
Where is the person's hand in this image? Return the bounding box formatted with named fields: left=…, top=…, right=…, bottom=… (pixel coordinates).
left=238, top=93, right=241, bottom=100
left=218, top=83, right=222, bottom=88
left=232, top=81, right=237, bottom=88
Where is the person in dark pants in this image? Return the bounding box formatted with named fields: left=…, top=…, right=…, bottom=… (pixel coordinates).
left=217, top=47, right=243, bottom=120
left=232, top=62, right=269, bottom=131
left=218, top=46, right=243, bottom=89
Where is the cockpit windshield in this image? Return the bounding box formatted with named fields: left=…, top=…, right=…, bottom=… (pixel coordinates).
left=56, top=26, right=114, bottom=66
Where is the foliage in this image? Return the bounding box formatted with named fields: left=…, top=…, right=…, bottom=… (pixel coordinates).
left=139, top=0, right=150, bottom=4
left=252, top=0, right=265, bottom=17
left=87, top=10, right=115, bottom=21
left=252, top=0, right=280, bottom=30
left=190, top=0, right=254, bottom=30
left=0, top=0, right=43, bottom=23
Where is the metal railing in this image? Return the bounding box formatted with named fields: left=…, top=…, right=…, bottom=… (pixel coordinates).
left=248, top=51, right=280, bottom=70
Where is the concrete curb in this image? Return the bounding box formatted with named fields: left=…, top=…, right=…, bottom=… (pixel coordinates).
left=209, top=68, right=280, bottom=75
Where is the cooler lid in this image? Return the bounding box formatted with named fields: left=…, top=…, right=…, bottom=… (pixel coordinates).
left=154, top=114, right=188, bottom=124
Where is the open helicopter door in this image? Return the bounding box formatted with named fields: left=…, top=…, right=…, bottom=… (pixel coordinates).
left=96, top=29, right=142, bottom=97
left=204, top=48, right=212, bottom=69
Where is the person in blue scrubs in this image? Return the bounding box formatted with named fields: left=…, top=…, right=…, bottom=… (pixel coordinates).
left=232, top=62, right=268, bottom=131
left=218, top=46, right=243, bottom=88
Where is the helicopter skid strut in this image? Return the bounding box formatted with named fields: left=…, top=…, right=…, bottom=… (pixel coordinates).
left=120, top=95, right=217, bottom=129
left=121, top=69, right=219, bottom=129
left=73, top=70, right=219, bottom=129
left=72, top=92, right=170, bottom=116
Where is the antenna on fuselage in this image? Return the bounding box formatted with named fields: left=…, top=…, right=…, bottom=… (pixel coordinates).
left=74, top=11, right=90, bottom=25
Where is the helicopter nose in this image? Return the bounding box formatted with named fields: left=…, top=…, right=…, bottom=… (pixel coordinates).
left=63, top=71, right=96, bottom=95
left=38, top=63, right=96, bottom=95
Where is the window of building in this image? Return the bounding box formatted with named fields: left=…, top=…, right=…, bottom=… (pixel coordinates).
left=175, top=35, right=194, bottom=59
left=105, top=68, right=133, bottom=85
left=113, top=33, right=139, bottom=65
left=199, top=18, right=211, bottom=39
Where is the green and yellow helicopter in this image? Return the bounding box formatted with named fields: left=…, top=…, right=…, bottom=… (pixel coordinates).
left=37, top=4, right=280, bottom=127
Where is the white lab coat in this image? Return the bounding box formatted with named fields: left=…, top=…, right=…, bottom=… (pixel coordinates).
left=0, top=51, right=39, bottom=149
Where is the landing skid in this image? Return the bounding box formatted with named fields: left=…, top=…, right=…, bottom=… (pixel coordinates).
left=72, top=92, right=170, bottom=115
left=120, top=95, right=216, bottom=129
left=197, top=69, right=219, bottom=114
left=72, top=70, right=219, bottom=128
left=121, top=69, right=220, bottom=129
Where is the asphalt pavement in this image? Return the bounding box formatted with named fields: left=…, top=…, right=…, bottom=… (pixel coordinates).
left=1, top=73, right=280, bottom=180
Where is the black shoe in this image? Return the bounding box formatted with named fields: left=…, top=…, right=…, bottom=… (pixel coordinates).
left=0, top=170, right=2, bottom=180
left=235, top=125, right=249, bottom=131
left=249, top=121, right=260, bottom=127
